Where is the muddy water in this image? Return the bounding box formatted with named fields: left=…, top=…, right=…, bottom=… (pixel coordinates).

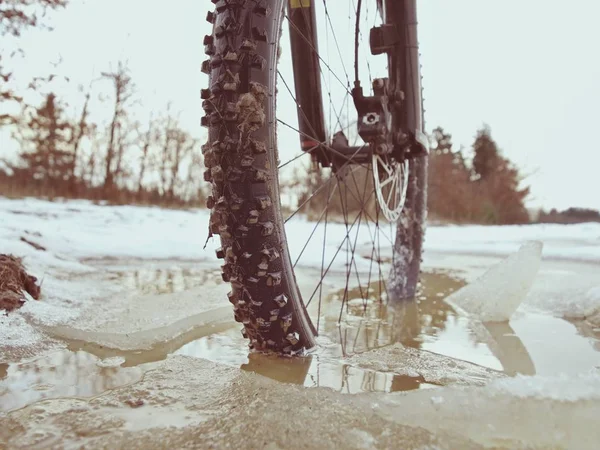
left=2, top=266, right=599, bottom=414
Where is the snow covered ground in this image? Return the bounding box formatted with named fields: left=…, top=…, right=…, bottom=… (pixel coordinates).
left=1, top=196, right=599, bottom=358
left=0, top=197, right=224, bottom=360
left=2, top=197, right=599, bottom=263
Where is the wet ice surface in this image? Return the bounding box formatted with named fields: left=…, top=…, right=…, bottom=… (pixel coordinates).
left=0, top=357, right=486, bottom=450
left=42, top=260, right=231, bottom=351
left=2, top=199, right=600, bottom=448
left=2, top=264, right=600, bottom=417
left=2, top=198, right=600, bottom=359
left=2, top=356, right=599, bottom=450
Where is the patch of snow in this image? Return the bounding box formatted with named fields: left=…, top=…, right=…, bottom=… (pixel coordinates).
left=519, top=263, right=600, bottom=327
left=424, top=222, right=600, bottom=263
left=0, top=197, right=215, bottom=262
left=527, top=285, right=600, bottom=325
left=378, top=368, right=600, bottom=449
left=0, top=198, right=227, bottom=361
left=0, top=313, right=46, bottom=350
left=2, top=197, right=600, bottom=275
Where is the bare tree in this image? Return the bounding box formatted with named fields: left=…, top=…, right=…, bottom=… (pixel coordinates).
left=1, top=0, right=68, bottom=125
left=0, top=0, right=67, bottom=36
left=166, top=128, right=195, bottom=201
left=84, top=135, right=100, bottom=186
left=182, top=147, right=207, bottom=203
left=11, top=92, right=73, bottom=194
left=112, top=119, right=137, bottom=188
left=136, top=117, right=156, bottom=194
left=66, top=84, right=93, bottom=192
left=156, top=110, right=174, bottom=197
left=101, top=61, right=134, bottom=194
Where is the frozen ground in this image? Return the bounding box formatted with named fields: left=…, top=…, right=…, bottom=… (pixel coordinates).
left=1, top=196, right=599, bottom=357
left=1, top=197, right=600, bottom=448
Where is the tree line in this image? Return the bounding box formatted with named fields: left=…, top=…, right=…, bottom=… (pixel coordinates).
left=427, top=125, right=530, bottom=224
left=1, top=0, right=207, bottom=206
left=536, top=207, right=600, bottom=224
left=287, top=125, right=531, bottom=225
left=1, top=64, right=207, bottom=206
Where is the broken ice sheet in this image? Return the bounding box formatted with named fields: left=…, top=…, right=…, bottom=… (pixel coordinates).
left=3, top=356, right=599, bottom=450
left=42, top=285, right=231, bottom=351
left=345, top=343, right=505, bottom=386
left=375, top=368, right=600, bottom=450
left=444, top=241, right=543, bottom=322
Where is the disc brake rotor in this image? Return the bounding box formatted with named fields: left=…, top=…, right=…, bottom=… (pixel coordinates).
left=372, top=154, right=409, bottom=221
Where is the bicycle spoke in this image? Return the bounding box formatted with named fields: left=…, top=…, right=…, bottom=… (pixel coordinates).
left=285, top=174, right=336, bottom=223
left=293, top=182, right=340, bottom=268
left=321, top=0, right=351, bottom=87
left=281, top=0, right=409, bottom=346
left=305, top=169, right=387, bottom=312
left=284, top=13, right=351, bottom=96
left=317, top=175, right=332, bottom=333
left=276, top=118, right=370, bottom=169
left=278, top=143, right=321, bottom=170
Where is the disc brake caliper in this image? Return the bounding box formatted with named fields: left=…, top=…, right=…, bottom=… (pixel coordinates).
left=352, top=79, right=393, bottom=156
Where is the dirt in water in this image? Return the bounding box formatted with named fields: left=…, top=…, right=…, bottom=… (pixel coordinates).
left=0, top=254, right=40, bottom=312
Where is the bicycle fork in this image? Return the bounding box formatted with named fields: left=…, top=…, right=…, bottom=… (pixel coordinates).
left=286, top=0, right=428, bottom=171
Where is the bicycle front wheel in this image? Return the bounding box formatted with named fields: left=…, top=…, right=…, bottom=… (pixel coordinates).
left=202, top=0, right=427, bottom=354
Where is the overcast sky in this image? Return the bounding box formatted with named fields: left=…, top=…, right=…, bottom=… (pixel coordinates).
left=2, top=0, right=599, bottom=211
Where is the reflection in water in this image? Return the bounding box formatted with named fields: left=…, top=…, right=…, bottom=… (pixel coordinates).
left=65, top=319, right=236, bottom=368
left=110, top=266, right=216, bottom=295
left=481, top=322, right=536, bottom=376
left=327, top=271, right=462, bottom=355
left=0, top=351, right=144, bottom=412
left=390, top=374, right=435, bottom=392
left=177, top=330, right=440, bottom=394
left=329, top=271, right=539, bottom=377
left=241, top=352, right=313, bottom=385
left=174, top=271, right=539, bottom=393
left=236, top=351, right=437, bottom=393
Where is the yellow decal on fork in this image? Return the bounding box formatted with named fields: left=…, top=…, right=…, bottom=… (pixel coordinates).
left=290, top=0, right=310, bottom=8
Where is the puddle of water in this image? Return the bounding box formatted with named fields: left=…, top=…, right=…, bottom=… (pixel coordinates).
left=175, top=270, right=600, bottom=391
left=174, top=328, right=441, bottom=393
left=0, top=350, right=145, bottom=412
left=2, top=267, right=600, bottom=413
